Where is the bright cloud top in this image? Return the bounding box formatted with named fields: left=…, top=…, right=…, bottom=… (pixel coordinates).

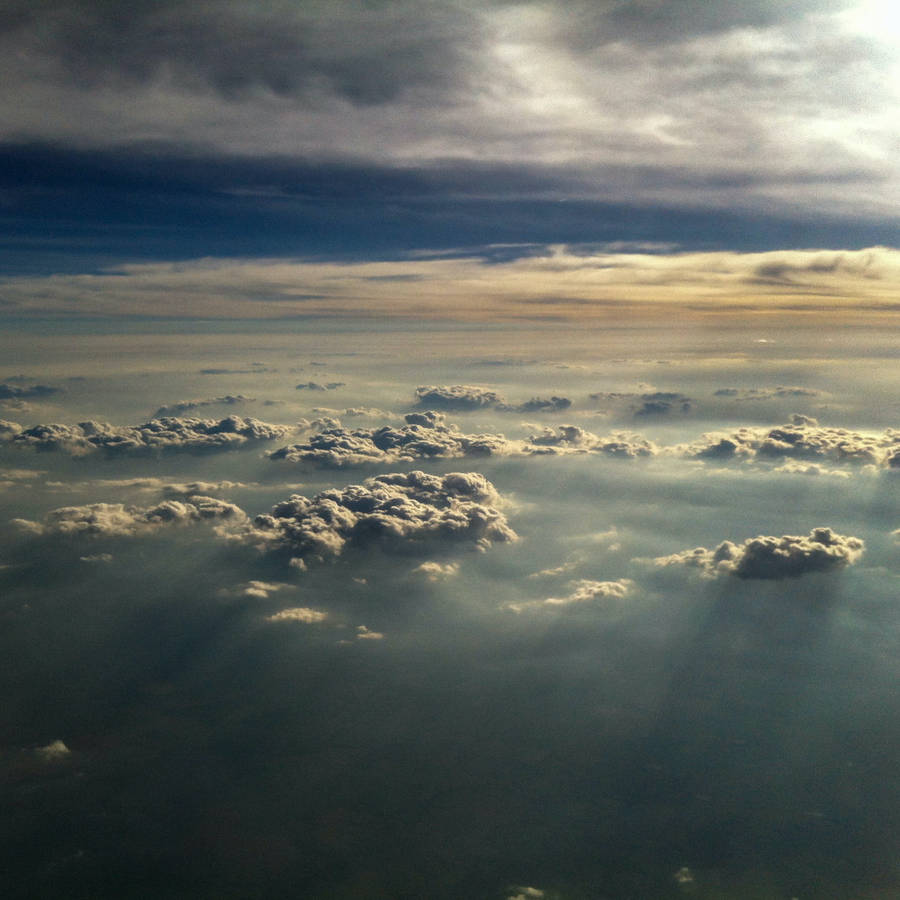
left=654, top=527, right=865, bottom=579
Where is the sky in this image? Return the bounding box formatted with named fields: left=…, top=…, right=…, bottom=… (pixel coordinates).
left=1, top=3, right=900, bottom=899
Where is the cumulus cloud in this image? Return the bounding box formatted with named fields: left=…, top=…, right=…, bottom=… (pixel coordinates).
left=526, top=425, right=658, bottom=458
left=683, top=419, right=900, bottom=467
left=268, top=411, right=514, bottom=466
left=15, top=496, right=247, bottom=538
left=410, top=561, right=460, bottom=581
left=265, top=607, right=328, bottom=624
left=151, top=395, right=255, bottom=418
left=653, top=527, right=865, bottom=579
left=35, top=740, right=71, bottom=762
left=1, top=415, right=291, bottom=456
left=506, top=579, right=633, bottom=613
left=237, top=470, right=517, bottom=569
left=228, top=581, right=295, bottom=600
left=414, top=385, right=504, bottom=410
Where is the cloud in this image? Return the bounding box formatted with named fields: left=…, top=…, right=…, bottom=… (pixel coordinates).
left=34, top=740, right=71, bottom=762
left=15, top=496, right=247, bottom=538
left=265, top=607, right=328, bottom=624
left=713, top=386, right=820, bottom=401
left=228, top=581, right=295, bottom=600
left=410, top=561, right=460, bottom=582
left=237, top=470, right=517, bottom=569
left=653, top=527, right=865, bottom=579
left=268, top=411, right=515, bottom=466
left=506, top=579, right=633, bottom=613
left=590, top=390, right=692, bottom=416
left=354, top=625, right=384, bottom=640
left=499, top=396, right=572, bottom=414
left=0, top=383, right=61, bottom=402
left=683, top=419, right=900, bottom=466
left=1, top=415, right=291, bottom=456
left=296, top=382, right=345, bottom=391
left=414, top=385, right=505, bottom=410
left=526, top=425, right=658, bottom=458
left=151, top=395, right=255, bottom=418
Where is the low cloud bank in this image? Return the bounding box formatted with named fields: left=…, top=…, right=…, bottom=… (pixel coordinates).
left=15, top=496, right=247, bottom=537
left=654, top=527, right=865, bottom=579
left=238, top=470, right=517, bottom=569
left=0, top=415, right=291, bottom=456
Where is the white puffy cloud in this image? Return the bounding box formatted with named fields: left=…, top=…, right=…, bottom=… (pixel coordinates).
left=410, top=561, right=460, bottom=581
left=265, top=607, right=328, bottom=624
left=653, top=527, right=865, bottom=579
left=2, top=415, right=291, bottom=456
left=684, top=419, right=900, bottom=467
left=268, top=411, right=515, bottom=466
left=237, top=470, right=517, bottom=569
left=506, top=579, right=633, bottom=613
left=15, top=496, right=247, bottom=538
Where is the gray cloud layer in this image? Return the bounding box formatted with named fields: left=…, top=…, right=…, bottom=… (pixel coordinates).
left=654, top=527, right=865, bottom=579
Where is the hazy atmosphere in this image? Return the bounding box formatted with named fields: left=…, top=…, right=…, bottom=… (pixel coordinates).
left=2, top=2, right=899, bottom=898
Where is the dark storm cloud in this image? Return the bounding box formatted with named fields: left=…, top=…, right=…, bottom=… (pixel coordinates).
left=653, top=527, right=865, bottom=579
left=151, top=395, right=254, bottom=418
left=1, top=415, right=291, bottom=456
left=0, top=0, right=478, bottom=105
left=268, top=411, right=513, bottom=467
left=414, top=385, right=505, bottom=410
left=2, top=143, right=897, bottom=274
left=14, top=495, right=247, bottom=538
left=237, top=470, right=517, bottom=569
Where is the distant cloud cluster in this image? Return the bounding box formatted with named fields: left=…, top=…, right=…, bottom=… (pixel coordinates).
left=0, top=415, right=291, bottom=456
left=713, top=386, right=820, bottom=401
left=498, top=396, right=573, bottom=414
left=15, top=496, right=247, bottom=538
left=414, top=385, right=504, bottom=410
left=684, top=417, right=900, bottom=467
left=265, top=607, right=329, bottom=624
left=268, top=411, right=512, bottom=466
left=526, top=425, right=658, bottom=458
left=411, top=561, right=460, bottom=581
left=590, top=390, right=692, bottom=417
left=0, top=383, right=61, bottom=402
left=296, top=381, right=345, bottom=391
left=238, top=470, right=517, bottom=569
left=151, top=395, right=254, bottom=418
left=654, top=527, right=865, bottom=579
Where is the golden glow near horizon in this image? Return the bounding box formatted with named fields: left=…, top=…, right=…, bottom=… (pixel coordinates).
left=2, top=246, right=898, bottom=323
